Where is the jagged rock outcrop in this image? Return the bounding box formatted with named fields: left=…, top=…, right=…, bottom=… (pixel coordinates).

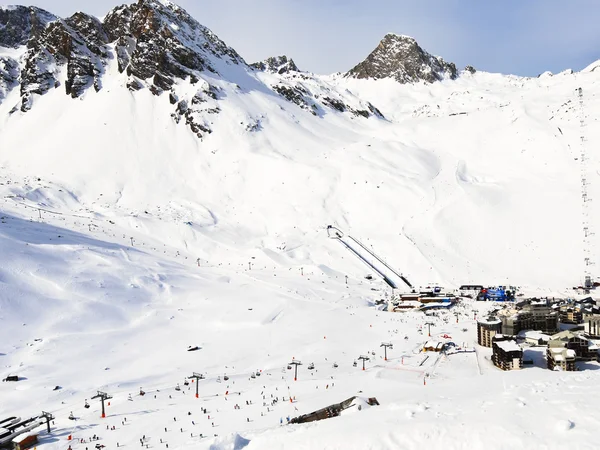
left=0, top=5, right=56, bottom=47
left=0, top=56, right=19, bottom=101
left=251, top=56, right=299, bottom=74
left=347, top=33, right=458, bottom=84
left=171, top=80, right=221, bottom=137
left=104, top=0, right=244, bottom=93
left=20, top=13, right=109, bottom=110
left=1, top=0, right=384, bottom=134
left=464, top=65, right=476, bottom=74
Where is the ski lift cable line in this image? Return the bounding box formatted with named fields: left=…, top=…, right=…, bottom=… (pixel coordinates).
left=347, top=235, right=413, bottom=289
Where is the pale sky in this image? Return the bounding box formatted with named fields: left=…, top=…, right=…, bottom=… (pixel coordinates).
left=3, top=0, right=599, bottom=76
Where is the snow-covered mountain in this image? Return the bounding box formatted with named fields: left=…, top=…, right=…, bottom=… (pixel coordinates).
left=2, top=1, right=600, bottom=449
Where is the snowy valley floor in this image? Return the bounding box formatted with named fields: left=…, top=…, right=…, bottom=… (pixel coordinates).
left=1, top=195, right=600, bottom=450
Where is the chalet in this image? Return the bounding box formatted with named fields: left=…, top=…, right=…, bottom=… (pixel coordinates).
left=423, top=341, right=444, bottom=352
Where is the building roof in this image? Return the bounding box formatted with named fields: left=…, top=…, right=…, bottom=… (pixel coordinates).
left=495, top=340, right=521, bottom=352
left=478, top=317, right=501, bottom=325
left=549, top=347, right=576, bottom=361
left=517, top=330, right=550, bottom=341
left=550, top=330, right=581, bottom=341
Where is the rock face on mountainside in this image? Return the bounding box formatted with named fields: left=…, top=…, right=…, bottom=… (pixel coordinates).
left=0, top=56, right=19, bottom=101
left=0, top=5, right=57, bottom=48
left=251, top=56, right=299, bottom=74
left=103, top=0, right=244, bottom=91
left=0, top=0, right=383, bottom=135
left=347, top=33, right=458, bottom=84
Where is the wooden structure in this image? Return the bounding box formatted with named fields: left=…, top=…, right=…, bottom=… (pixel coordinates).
left=13, top=434, right=38, bottom=450
left=423, top=341, right=444, bottom=352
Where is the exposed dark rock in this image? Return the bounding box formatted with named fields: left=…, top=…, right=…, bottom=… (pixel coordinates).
left=347, top=33, right=458, bottom=84
left=0, top=56, right=19, bottom=102
left=20, top=16, right=108, bottom=108
left=272, top=84, right=316, bottom=115
left=104, top=0, right=244, bottom=95
left=251, top=55, right=299, bottom=74
left=65, top=12, right=108, bottom=45
left=464, top=65, right=476, bottom=74
left=322, top=96, right=346, bottom=112
left=127, top=78, right=144, bottom=91
left=367, top=103, right=385, bottom=119
left=0, top=5, right=56, bottom=48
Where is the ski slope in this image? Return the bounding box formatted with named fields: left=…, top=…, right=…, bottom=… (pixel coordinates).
left=2, top=22, right=600, bottom=448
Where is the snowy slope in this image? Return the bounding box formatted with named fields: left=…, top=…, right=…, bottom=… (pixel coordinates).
left=2, top=1, right=600, bottom=449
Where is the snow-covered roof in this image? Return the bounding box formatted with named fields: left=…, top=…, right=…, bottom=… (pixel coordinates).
left=517, top=330, right=550, bottom=340
left=478, top=317, right=501, bottom=325
left=549, top=347, right=576, bottom=361
left=495, top=340, right=521, bottom=352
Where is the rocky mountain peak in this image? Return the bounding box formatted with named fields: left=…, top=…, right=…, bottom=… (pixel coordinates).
left=0, top=5, right=57, bottom=48
left=347, top=33, right=458, bottom=84
left=103, top=0, right=245, bottom=91
left=1, top=0, right=383, bottom=136
left=251, top=56, right=299, bottom=74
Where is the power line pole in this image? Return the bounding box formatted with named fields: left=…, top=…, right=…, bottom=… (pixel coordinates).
left=380, top=342, right=393, bottom=361
left=358, top=355, right=370, bottom=371
left=289, top=360, right=302, bottom=381
left=41, top=411, right=55, bottom=433
left=91, top=391, right=112, bottom=419
left=188, top=372, right=205, bottom=398
left=577, top=87, right=595, bottom=290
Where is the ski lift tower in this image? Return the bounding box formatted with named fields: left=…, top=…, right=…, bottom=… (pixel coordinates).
left=425, top=322, right=435, bottom=337
left=289, top=360, right=302, bottom=381
left=91, top=391, right=112, bottom=419
left=358, top=355, right=370, bottom=371
left=578, top=87, right=596, bottom=289
left=380, top=342, right=393, bottom=361
left=41, top=411, right=55, bottom=433
left=189, top=372, right=205, bottom=398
